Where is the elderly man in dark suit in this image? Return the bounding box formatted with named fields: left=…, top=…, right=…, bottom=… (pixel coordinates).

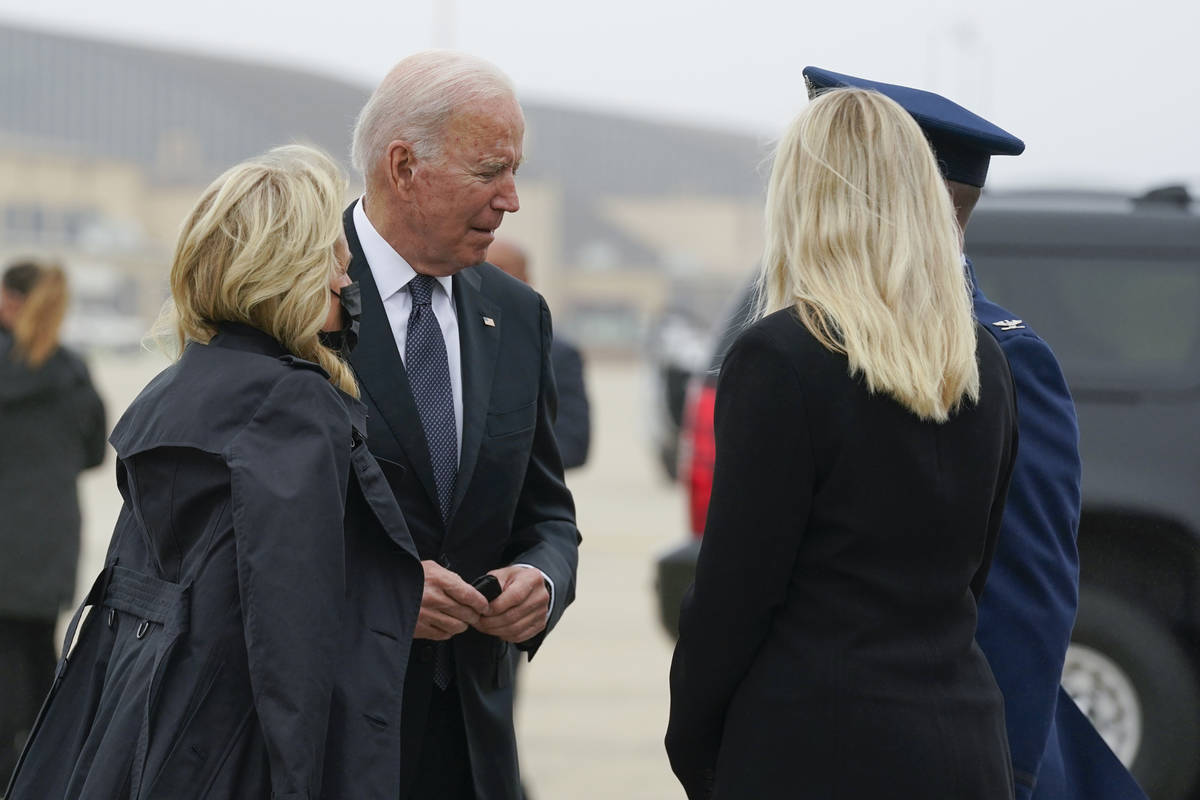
left=345, top=51, right=580, bottom=800
left=804, top=67, right=1148, bottom=800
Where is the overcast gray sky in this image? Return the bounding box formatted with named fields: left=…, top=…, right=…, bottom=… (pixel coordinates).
left=2, top=0, right=1196, bottom=189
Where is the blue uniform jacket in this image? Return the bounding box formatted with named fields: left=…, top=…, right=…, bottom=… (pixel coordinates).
left=969, top=259, right=1146, bottom=800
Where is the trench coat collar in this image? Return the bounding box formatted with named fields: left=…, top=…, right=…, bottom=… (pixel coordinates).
left=209, top=322, right=290, bottom=359
left=207, top=321, right=368, bottom=432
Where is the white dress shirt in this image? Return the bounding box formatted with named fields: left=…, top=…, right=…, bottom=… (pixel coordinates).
left=353, top=198, right=463, bottom=458
left=352, top=198, right=554, bottom=613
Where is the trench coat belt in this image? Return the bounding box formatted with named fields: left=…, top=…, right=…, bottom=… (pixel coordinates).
left=3, top=568, right=112, bottom=799
left=102, top=565, right=192, bottom=800
left=52, top=564, right=191, bottom=676
left=56, top=567, right=113, bottom=678
left=6, top=565, right=192, bottom=799
left=103, top=564, right=191, bottom=637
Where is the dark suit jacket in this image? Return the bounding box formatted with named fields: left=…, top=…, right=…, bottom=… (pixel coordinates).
left=666, top=310, right=1019, bottom=800
left=969, top=259, right=1146, bottom=800
left=344, top=206, right=580, bottom=799
left=550, top=337, right=590, bottom=470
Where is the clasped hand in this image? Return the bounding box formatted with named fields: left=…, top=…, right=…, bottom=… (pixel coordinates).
left=415, top=561, right=549, bottom=644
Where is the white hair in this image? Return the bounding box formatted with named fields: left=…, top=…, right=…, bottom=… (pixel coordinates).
left=351, top=50, right=518, bottom=176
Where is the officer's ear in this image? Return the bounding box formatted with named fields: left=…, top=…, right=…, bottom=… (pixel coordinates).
left=946, top=180, right=982, bottom=233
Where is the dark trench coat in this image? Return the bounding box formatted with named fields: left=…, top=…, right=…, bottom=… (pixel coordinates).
left=6, top=323, right=424, bottom=800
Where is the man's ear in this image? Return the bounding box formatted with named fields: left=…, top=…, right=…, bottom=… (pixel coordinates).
left=945, top=179, right=981, bottom=233
left=385, top=140, right=417, bottom=195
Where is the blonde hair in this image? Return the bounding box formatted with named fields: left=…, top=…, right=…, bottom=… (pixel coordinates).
left=153, top=144, right=358, bottom=397
left=4, top=261, right=68, bottom=368
left=759, top=88, right=978, bottom=422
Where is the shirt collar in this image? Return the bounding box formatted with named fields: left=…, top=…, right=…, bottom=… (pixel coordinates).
left=962, top=253, right=983, bottom=299
left=352, top=197, right=453, bottom=302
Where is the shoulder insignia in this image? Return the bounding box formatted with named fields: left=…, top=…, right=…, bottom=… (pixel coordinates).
left=277, top=354, right=330, bottom=377
left=992, top=319, right=1026, bottom=332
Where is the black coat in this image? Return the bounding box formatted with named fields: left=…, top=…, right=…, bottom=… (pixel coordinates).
left=0, top=330, right=106, bottom=620
left=6, top=324, right=423, bottom=800
left=550, top=337, right=590, bottom=470
left=345, top=206, right=580, bottom=800
left=666, top=310, right=1019, bottom=799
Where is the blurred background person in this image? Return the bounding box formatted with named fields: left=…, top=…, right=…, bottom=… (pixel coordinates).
left=5, top=145, right=423, bottom=799
left=666, top=88, right=1019, bottom=799
left=0, top=260, right=106, bottom=781
left=488, top=239, right=591, bottom=471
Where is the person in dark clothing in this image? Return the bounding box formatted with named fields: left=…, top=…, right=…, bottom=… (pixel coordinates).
left=802, top=66, right=1148, bottom=800
left=346, top=51, right=579, bottom=800
left=0, top=260, right=106, bottom=781
left=488, top=239, right=591, bottom=470
left=5, top=145, right=424, bottom=800
left=666, top=89, right=1019, bottom=799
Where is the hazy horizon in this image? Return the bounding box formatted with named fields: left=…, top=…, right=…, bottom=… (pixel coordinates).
left=2, top=0, right=1197, bottom=191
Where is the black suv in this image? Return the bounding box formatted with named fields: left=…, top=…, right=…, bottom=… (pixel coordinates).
left=655, top=187, right=1200, bottom=800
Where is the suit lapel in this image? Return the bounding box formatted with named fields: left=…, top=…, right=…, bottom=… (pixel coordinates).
left=448, top=266, right=500, bottom=524
left=344, top=204, right=441, bottom=512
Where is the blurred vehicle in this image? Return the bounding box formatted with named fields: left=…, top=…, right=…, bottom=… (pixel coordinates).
left=644, top=311, right=711, bottom=480
left=644, top=279, right=741, bottom=480
left=61, top=311, right=145, bottom=354
left=655, top=186, right=1200, bottom=800
left=59, top=262, right=145, bottom=354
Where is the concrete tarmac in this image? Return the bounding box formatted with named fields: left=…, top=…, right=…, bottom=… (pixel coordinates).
left=73, top=351, right=688, bottom=799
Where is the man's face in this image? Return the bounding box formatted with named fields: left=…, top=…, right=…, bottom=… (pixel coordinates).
left=405, top=96, right=524, bottom=276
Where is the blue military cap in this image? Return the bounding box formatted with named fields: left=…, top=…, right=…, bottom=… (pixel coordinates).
left=802, top=66, right=1025, bottom=188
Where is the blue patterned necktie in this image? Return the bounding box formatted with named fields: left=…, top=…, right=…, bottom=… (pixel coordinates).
left=407, top=274, right=458, bottom=690
left=406, top=274, right=458, bottom=523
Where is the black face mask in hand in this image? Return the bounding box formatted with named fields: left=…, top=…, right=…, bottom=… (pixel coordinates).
left=318, top=281, right=361, bottom=357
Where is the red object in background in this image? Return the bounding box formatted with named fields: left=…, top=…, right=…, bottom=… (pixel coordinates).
left=678, top=378, right=718, bottom=539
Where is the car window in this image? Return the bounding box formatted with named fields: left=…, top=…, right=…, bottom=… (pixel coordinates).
left=972, top=254, right=1200, bottom=392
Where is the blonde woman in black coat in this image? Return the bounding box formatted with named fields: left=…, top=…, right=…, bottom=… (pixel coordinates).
left=0, top=261, right=106, bottom=780
left=666, top=89, right=1019, bottom=799
left=7, top=146, right=423, bottom=799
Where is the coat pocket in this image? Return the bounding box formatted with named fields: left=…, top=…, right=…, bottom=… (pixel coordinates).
left=142, top=643, right=256, bottom=799
left=486, top=401, right=536, bottom=438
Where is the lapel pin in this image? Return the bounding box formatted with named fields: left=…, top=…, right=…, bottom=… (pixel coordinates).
left=993, top=319, right=1026, bottom=331
left=482, top=316, right=496, bottom=327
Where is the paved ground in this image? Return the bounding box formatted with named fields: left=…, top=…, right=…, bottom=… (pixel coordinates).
left=74, top=351, right=689, bottom=799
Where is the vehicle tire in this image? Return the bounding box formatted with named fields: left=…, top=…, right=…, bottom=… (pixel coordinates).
left=1065, top=585, right=1200, bottom=800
